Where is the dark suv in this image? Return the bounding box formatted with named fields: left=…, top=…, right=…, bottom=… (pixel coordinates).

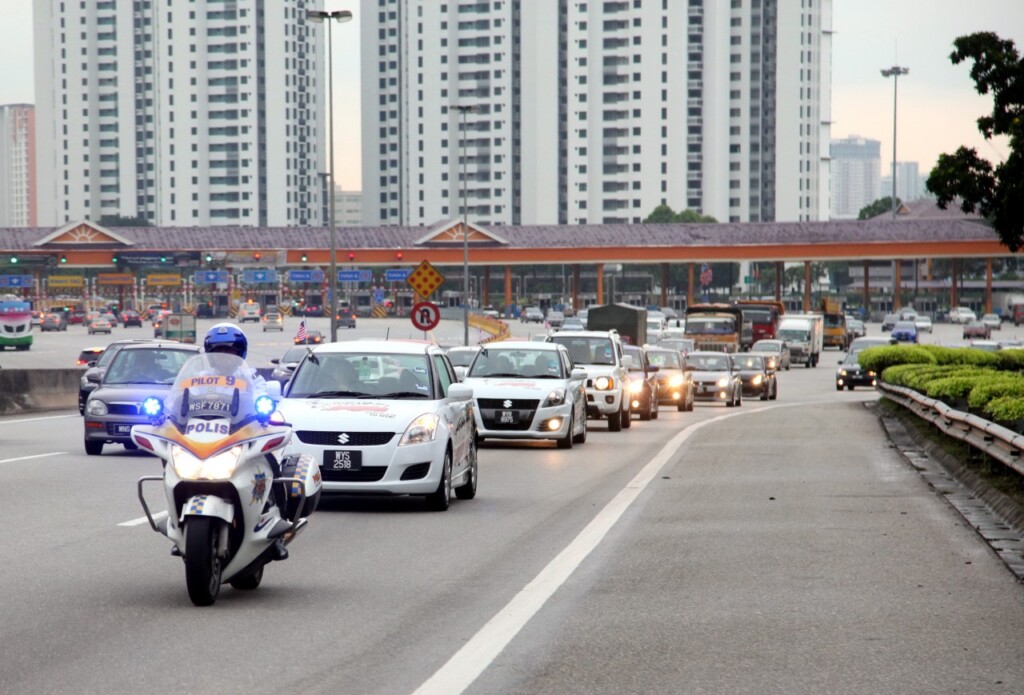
left=623, top=345, right=660, bottom=421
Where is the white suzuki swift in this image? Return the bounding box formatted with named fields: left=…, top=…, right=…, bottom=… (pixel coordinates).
left=277, top=341, right=477, bottom=511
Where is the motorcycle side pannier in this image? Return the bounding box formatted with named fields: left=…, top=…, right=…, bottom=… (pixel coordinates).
left=280, top=453, right=322, bottom=519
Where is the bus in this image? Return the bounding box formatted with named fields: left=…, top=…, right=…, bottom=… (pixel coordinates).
left=0, top=296, right=33, bottom=351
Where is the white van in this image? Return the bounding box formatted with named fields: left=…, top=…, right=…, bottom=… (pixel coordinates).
left=237, top=303, right=262, bottom=323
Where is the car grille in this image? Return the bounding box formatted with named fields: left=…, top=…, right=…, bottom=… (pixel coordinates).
left=107, top=403, right=140, bottom=416
left=320, top=467, right=388, bottom=482
left=400, top=463, right=430, bottom=480
left=295, top=431, right=395, bottom=446
left=478, top=398, right=539, bottom=431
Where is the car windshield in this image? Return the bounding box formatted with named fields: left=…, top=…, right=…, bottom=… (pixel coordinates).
left=104, top=348, right=196, bottom=385
left=735, top=355, right=764, bottom=370
left=842, top=351, right=864, bottom=366
left=646, top=350, right=681, bottom=369
left=468, top=348, right=564, bottom=378
left=685, top=317, right=736, bottom=334
left=893, top=322, right=916, bottom=331
left=686, top=354, right=730, bottom=371
left=547, top=336, right=616, bottom=366
left=287, top=352, right=433, bottom=399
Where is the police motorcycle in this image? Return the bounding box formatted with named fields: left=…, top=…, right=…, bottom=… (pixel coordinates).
left=131, top=352, right=321, bottom=606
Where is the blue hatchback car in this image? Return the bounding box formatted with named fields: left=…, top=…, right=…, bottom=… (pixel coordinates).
left=890, top=320, right=919, bottom=343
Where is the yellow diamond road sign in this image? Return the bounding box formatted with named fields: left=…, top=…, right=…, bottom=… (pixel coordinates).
left=406, top=260, right=445, bottom=297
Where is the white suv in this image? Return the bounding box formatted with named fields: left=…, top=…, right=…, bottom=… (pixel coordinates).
left=948, top=307, right=976, bottom=324
left=237, top=303, right=262, bottom=323
left=547, top=330, right=631, bottom=432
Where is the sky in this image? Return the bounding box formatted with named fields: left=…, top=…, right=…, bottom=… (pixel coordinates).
left=1, top=1, right=1021, bottom=193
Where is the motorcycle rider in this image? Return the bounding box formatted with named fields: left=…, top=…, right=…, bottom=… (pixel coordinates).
left=202, top=322, right=289, bottom=561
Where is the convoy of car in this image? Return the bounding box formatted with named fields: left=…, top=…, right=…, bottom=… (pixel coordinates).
left=734, top=353, right=777, bottom=401
left=623, top=345, right=660, bottom=421
left=685, top=351, right=743, bottom=407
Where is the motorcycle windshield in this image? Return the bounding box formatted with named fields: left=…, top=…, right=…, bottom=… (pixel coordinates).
left=164, top=353, right=257, bottom=430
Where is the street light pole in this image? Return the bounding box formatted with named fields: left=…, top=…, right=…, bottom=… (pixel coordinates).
left=455, top=104, right=476, bottom=346
left=307, top=8, right=353, bottom=343
left=881, top=65, right=909, bottom=220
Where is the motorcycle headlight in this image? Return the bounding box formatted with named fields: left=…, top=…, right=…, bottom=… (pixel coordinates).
left=542, top=388, right=567, bottom=407
left=716, top=377, right=729, bottom=387
left=399, top=413, right=439, bottom=446
left=86, top=399, right=108, bottom=416
left=594, top=376, right=613, bottom=391
left=171, top=444, right=243, bottom=481
left=629, top=379, right=644, bottom=394
left=141, top=396, right=163, bottom=418
left=254, top=395, right=276, bottom=422
left=668, top=374, right=684, bottom=387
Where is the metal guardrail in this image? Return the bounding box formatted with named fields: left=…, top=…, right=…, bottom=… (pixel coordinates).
left=877, top=381, right=1024, bottom=477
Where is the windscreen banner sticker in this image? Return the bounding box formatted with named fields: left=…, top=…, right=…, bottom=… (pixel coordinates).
left=186, top=375, right=248, bottom=391
left=316, top=403, right=397, bottom=418
left=184, top=418, right=231, bottom=443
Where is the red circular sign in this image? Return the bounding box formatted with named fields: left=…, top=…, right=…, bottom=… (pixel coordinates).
left=411, top=301, right=441, bottom=331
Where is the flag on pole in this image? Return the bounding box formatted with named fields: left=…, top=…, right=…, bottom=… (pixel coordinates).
left=699, top=263, right=713, bottom=287
left=296, top=319, right=307, bottom=343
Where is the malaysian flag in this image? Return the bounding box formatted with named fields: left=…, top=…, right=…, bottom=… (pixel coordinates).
left=699, top=263, right=713, bottom=287
left=295, top=319, right=307, bottom=343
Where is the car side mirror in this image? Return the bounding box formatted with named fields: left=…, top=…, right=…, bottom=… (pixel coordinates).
left=684, top=364, right=696, bottom=372
left=648, top=365, right=659, bottom=373
left=446, top=383, right=473, bottom=401
left=570, top=367, right=587, bottom=380
left=270, top=358, right=280, bottom=365
left=86, top=370, right=101, bottom=383
left=453, top=365, right=468, bottom=382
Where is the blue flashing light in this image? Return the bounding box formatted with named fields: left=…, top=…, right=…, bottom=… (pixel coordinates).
left=254, top=396, right=276, bottom=419
left=141, top=397, right=163, bottom=418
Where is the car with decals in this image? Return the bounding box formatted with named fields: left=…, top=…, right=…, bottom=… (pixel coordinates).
left=276, top=341, right=477, bottom=511
left=83, top=343, right=201, bottom=455
left=461, top=341, right=587, bottom=448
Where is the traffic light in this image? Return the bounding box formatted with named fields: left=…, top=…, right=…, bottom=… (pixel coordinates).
left=205, top=253, right=213, bottom=263
left=8, top=256, right=17, bottom=264
left=111, top=254, right=118, bottom=263
left=300, top=253, right=308, bottom=263
left=253, top=252, right=262, bottom=261
left=160, top=255, right=167, bottom=263
left=60, top=255, right=67, bottom=264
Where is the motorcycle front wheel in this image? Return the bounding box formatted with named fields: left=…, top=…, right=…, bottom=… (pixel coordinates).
left=185, top=517, right=224, bottom=607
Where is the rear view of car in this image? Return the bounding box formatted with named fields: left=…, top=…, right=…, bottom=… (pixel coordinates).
left=890, top=321, right=918, bottom=343
left=237, top=303, right=261, bottom=323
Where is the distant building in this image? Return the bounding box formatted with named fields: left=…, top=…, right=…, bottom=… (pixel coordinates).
left=33, top=1, right=326, bottom=227
left=332, top=188, right=363, bottom=227
left=361, top=0, right=833, bottom=226
left=880, top=161, right=923, bottom=204
left=0, top=104, right=36, bottom=227
left=829, top=136, right=880, bottom=220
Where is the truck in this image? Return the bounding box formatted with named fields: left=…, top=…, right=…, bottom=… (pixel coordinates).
left=586, top=303, right=648, bottom=346
left=777, top=313, right=824, bottom=368
left=820, top=297, right=848, bottom=350
left=683, top=303, right=743, bottom=353
left=734, top=299, right=784, bottom=350
left=163, top=313, right=197, bottom=344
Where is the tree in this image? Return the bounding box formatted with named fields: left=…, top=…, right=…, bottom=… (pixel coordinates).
left=643, top=205, right=718, bottom=224
left=926, top=32, right=1024, bottom=251
left=857, top=196, right=901, bottom=220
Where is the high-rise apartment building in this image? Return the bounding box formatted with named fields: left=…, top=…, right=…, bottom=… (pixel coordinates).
left=360, top=0, right=832, bottom=227
left=33, top=0, right=326, bottom=227
left=0, top=104, right=37, bottom=227
left=880, top=161, right=922, bottom=204
left=829, top=135, right=881, bottom=219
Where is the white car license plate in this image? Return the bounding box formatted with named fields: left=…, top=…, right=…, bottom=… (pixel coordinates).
left=114, top=424, right=133, bottom=435
left=325, top=449, right=362, bottom=471
left=497, top=410, right=519, bottom=424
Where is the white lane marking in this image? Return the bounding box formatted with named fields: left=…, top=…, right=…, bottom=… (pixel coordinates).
left=0, top=451, right=67, bottom=465
left=414, top=410, right=744, bottom=695
left=119, top=510, right=168, bottom=527
left=0, top=413, right=78, bottom=425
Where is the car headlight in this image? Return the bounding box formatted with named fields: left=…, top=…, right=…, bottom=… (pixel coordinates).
left=752, top=374, right=763, bottom=386
left=868, top=371, right=876, bottom=377
left=668, top=374, right=684, bottom=387
left=399, top=413, right=439, bottom=446
left=86, top=399, right=108, bottom=416
left=593, top=376, right=613, bottom=390
left=542, top=388, right=567, bottom=407
left=840, top=369, right=849, bottom=376
left=629, top=379, right=644, bottom=394
left=716, top=377, right=730, bottom=387
left=171, top=445, right=242, bottom=481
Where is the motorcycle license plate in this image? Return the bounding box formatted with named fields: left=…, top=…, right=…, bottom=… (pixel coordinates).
left=114, top=424, right=133, bottom=435
left=497, top=410, right=519, bottom=424
left=325, top=449, right=362, bottom=471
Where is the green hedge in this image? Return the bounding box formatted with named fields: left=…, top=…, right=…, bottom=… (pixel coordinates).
left=983, top=396, right=1024, bottom=423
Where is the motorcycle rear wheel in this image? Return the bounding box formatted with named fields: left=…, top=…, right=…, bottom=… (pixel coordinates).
left=185, top=517, right=223, bottom=607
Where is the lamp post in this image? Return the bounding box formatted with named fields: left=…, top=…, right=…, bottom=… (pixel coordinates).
left=880, top=65, right=909, bottom=220
left=454, top=104, right=477, bottom=346
left=307, top=8, right=353, bottom=343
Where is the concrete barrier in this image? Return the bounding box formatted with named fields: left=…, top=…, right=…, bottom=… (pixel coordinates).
left=0, top=369, right=80, bottom=415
